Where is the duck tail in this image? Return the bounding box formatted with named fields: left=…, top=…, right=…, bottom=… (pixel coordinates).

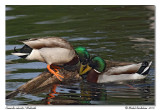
left=11, top=45, right=32, bottom=58
left=136, top=61, right=152, bottom=75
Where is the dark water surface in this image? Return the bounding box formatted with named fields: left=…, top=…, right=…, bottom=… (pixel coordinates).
left=6, top=5, right=155, bottom=105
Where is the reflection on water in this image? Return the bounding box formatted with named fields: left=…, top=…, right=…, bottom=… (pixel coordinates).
left=6, top=5, right=155, bottom=105
left=46, top=84, right=59, bottom=105
left=6, top=15, right=27, bottom=20
left=16, top=79, right=153, bottom=105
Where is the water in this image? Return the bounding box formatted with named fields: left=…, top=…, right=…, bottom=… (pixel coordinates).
left=6, top=5, right=155, bottom=105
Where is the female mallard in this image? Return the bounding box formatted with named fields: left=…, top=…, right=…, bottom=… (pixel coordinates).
left=12, top=37, right=89, bottom=81
left=80, top=56, right=152, bottom=83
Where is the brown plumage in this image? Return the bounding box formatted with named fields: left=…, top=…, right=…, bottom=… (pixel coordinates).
left=22, top=37, right=73, bottom=49
left=12, top=37, right=78, bottom=82
left=104, top=60, right=140, bottom=75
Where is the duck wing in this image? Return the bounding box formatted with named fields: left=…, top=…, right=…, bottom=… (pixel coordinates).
left=105, top=63, right=141, bottom=75
left=105, top=60, right=134, bottom=68
left=21, top=37, right=73, bottom=49
left=104, top=60, right=141, bottom=75
left=104, top=60, right=152, bottom=75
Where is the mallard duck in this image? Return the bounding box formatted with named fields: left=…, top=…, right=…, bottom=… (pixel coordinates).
left=80, top=56, right=152, bottom=83
left=12, top=37, right=89, bottom=81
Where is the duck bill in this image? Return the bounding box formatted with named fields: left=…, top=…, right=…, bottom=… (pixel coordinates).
left=79, top=63, right=92, bottom=75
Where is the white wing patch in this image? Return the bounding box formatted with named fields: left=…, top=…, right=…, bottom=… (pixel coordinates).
left=12, top=53, right=29, bottom=56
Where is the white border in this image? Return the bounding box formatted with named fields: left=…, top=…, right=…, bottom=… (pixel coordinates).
left=0, top=1, right=6, bottom=109
left=1, top=0, right=160, bottom=110
left=3, top=0, right=157, bottom=5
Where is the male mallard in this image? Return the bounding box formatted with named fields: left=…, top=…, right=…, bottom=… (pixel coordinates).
left=80, top=56, right=152, bottom=83
left=12, top=37, right=89, bottom=81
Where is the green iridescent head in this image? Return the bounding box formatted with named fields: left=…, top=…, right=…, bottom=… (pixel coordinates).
left=75, top=46, right=90, bottom=74
left=80, top=56, right=106, bottom=75
left=88, top=56, right=106, bottom=73
left=75, top=46, right=90, bottom=64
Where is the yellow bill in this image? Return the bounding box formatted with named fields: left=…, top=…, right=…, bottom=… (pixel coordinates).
left=79, top=63, right=92, bottom=75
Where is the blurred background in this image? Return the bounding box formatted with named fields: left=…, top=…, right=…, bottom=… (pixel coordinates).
left=6, top=5, right=155, bottom=105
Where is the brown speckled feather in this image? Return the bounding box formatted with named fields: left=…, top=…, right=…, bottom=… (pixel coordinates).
left=22, top=37, right=73, bottom=49
left=105, top=60, right=134, bottom=68
left=104, top=60, right=141, bottom=75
